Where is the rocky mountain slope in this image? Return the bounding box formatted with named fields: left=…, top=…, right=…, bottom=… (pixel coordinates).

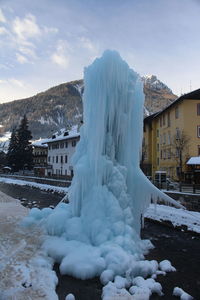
left=142, top=75, right=177, bottom=114
left=0, top=76, right=176, bottom=139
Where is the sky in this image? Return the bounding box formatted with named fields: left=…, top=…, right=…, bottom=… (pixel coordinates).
left=0, top=0, right=200, bottom=103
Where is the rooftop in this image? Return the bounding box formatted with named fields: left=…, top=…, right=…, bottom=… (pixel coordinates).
left=44, top=126, right=80, bottom=144
left=144, top=87, right=200, bottom=121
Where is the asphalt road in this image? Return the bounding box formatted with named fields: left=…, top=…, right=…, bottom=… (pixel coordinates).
left=0, top=182, right=199, bottom=300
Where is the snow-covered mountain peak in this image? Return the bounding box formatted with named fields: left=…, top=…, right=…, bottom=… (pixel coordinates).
left=142, top=75, right=172, bottom=93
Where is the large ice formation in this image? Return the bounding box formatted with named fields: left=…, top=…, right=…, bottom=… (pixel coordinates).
left=23, top=50, right=182, bottom=298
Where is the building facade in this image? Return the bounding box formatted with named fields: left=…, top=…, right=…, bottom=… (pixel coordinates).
left=143, top=88, right=200, bottom=182
left=45, top=130, right=80, bottom=178
left=32, top=142, right=48, bottom=176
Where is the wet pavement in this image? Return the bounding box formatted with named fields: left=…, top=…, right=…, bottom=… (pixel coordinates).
left=0, top=182, right=199, bottom=300
left=0, top=182, right=64, bottom=209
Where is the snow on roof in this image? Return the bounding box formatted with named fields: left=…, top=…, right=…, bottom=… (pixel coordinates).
left=45, top=126, right=80, bottom=144
left=187, top=157, right=200, bottom=165
left=32, top=139, right=48, bottom=147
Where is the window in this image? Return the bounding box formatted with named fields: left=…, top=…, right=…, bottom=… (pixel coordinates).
left=197, top=126, right=200, bottom=138
left=72, top=140, right=76, bottom=147
left=160, top=117, right=162, bottom=127
left=157, top=129, right=159, bottom=138
left=163, top=133, right=166, bottom=144
left=65, top=141, right=68, bottom=148
left=197, top=104, right=200, bottom=115
left=160, top=150, right=162, bottom=159
left=157, top=157, right=159, bottom=165
left=48, top=145, right=51, bottom=150
left=176, top=128, right=180, bottom=139
left=56, top=156, right=58, bottom=163
left=163, top=114, right=165, bottom=126
left=167, top=112, right=170, bottom=127
left=175, top=106, right=179, bottom=119
left=167, top=149, right=171, bottom=159
left=48, top=156, right=50, bottom=162
left=163, top=149, right=166, bottom=159
left=176, top=148, right=180, bottom=158
left=157, top=143, right=159, bottom=151
left=160, top=134, right=163, bottom=145
left=60, top=142, right=64, bottom=148
left=61, top=156, right=63, bottom=163
left=167, top=132, right=171, bottom=145
left=65, top=155, right=68, bottom=163
left=53, top=156, right=54, bottom=163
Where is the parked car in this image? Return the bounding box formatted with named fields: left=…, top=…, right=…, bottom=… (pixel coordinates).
left=166, top=178, right=179, bottom=190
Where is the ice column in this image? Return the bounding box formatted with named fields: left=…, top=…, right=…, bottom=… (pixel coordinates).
left=69, top=50, right=150, bottom=234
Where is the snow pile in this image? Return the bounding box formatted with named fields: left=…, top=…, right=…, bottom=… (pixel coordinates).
left=145, top=204, right=200, bottom=233
left=65, top=294, right=76, bottom=300
left=173, top=287, right=193, bottom=300
left=159, top=259, right=176, bottom=272
left=0, top=191, right=58, bottom=300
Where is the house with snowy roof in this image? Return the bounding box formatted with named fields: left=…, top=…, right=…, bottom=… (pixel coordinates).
left=32, top=140, right=48, bottom=177
left=143, top=88, right=200, bottom=183
left=44, top=127, right=80, bottom=178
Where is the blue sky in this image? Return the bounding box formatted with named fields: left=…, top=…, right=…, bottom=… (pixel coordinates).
left=0, top=0, right=200, bottom=103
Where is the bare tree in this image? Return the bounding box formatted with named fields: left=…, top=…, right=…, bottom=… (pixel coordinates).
left=171, top=129, right=190, bottom=183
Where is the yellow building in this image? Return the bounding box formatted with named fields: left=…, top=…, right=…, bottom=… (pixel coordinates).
left=143, top=88, right=200, bottom=182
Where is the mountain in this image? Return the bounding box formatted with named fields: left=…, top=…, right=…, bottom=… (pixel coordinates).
left=0, top=76, right=177, bottom=140
left=0, top=80, right=84, bottom=140
left=142, top=75, right=177, bottom=115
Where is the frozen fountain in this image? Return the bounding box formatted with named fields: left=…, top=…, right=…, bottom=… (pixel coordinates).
left=24, top=50, right=182, bottom=299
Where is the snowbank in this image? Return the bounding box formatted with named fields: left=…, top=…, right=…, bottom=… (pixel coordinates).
left=145, top=204, right=200, bottom=233
left=0, top=176, right=67, bottom=193
left=0, top=191, right=58, bottom=300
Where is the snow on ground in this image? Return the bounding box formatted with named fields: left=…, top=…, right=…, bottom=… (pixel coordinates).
left=145, top=204, right=200, bottom=234
left=0, top=186, right=198, bottom=299
left=0, top=176, right=67, bottom=194
left=173, top=287, right=193, bottom=300
left=0, top=191, right=58, bottom=300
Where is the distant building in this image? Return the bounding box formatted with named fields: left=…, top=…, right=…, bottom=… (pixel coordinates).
left=32, top=141, right=48, bottom=176
left=45, top=128, right=80, bottom=178
left=143, top=88, right=200, bottom=183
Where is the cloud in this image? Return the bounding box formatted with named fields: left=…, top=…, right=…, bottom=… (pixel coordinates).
left=19, top=46, right=37, bottom=59
left=12, top=14, right=41, bottom=41
left=16, top=53, right=28, bottom=64
left=0, top=8, right=6, bottom=23
left=0, top=13, right=58, bottom=65
left=51, top=40, right=70, bottom=68
left=0, top=78, right=24, bottom=88
left=43, top=26, right=58, bottom=34
left=0, top=26, right=7, bottom=35
left=9, top=78, right=24, bottom=87
left=79, top=36, right=96, bottom=52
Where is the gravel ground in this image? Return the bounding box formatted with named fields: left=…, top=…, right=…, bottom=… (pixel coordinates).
left=0, top=182, right=199, bottom=300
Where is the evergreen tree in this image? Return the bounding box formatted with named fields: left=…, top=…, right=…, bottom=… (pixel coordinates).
left=0, top=151, right=7, bottom=168
left=7, top=127, right=19, bottom=171
left=17, top=115, right=33, bottom=170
